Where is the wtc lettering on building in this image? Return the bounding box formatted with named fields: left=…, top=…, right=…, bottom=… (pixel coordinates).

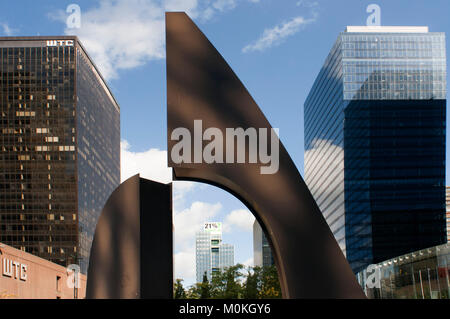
left=46, top=39, right=74, bottom=47
left=2, top=257, right=27, bottom=281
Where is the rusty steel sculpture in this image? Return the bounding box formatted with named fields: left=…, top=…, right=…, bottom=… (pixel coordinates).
left=166, top=12, right=365, bottom=299
left=86, top=12, right=365, bottom=299
left=86, top=175, right=172, bottom=298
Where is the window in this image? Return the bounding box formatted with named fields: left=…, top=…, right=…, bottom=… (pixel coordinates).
left=56, top=276, right=61, bottom=292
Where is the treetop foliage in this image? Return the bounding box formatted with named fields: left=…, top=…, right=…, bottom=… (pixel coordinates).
left=173, top=264, right=282, bottom=299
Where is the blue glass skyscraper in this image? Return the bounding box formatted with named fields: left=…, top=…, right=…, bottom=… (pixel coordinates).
left=304, top=26, right=447, bottom=274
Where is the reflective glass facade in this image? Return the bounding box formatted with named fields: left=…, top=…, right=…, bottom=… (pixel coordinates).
left=196, top=224, right=234, bottom=282
left=304, top=28, right=446, bottom=274
left=75, top=42, right=120, bottom=273
left=253, top=220, right=274, bottom=267
left=196, top=231, right=212, bottom=282
left=446, top=187, right=450, bottom=242
left=0, top=37, right=120, bottom=274
left=357, top=243, right=450, bottom=299
left=219, top=243, right=234, bottom=269
left=342, top=32, right=446, bottom=100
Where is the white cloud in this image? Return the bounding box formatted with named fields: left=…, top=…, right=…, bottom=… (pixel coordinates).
left=212, top=0, right=237, bottom=12
left=174, top=201, right=222, bottom=249
left=121, top=139, right=197, bottom=203
left=174, top=248, right=196, bottom=281
left=296, top=0, right=319, bottom=8
left=173, top=181, right=197, bottom=202
left=242, top=257, right=253, bottom=267
left=242, top=15, right=316, bottom=53
left=120, top=140, right=171, bottom=183
left=164, top=0, right=200, bottom=15
left=50, top=0, right=263, bottom=80
left=223, top=209, right=255, bottom=233
left=61, top=0, right=165, bottom=80
left=1, top=23, right=17, bottom=36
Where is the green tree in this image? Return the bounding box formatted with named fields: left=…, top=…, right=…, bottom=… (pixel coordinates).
left=224, top=264, right=243, bottom=298
left=185, top=283, right=202, bottom=299
left=210, top=268, right=226, bottom=298
left=243, top=266, right=261, bottom=299
left=173, top=279, right=186, bottom=299
left=259, top=265, right=282, bottom=299
left=200, top=272, right=211, bottom=299
left=177, top=264, right=282, bottom=299
left=210, top=264, right=244, bottom=299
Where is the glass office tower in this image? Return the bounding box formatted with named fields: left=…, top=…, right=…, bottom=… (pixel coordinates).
left=446, top=187, right=450, bottom=242
left=196, top=222, right=234, bottom=282
left=0, top=36, right=120, bottom=273
left=304, top=26, right=447, bottom=274
left=253, top=220, right=274, bottom=267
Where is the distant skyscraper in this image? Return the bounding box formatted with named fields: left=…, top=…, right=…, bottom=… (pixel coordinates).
left=196, top=222, right=234, bottom=282
left=0, top=36, right=120, bottom=273
left=304, top=26, right=447, bottom=274
left=253, top=220, right=274, bottom=267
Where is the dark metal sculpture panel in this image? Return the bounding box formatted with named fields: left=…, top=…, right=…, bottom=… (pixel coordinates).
left=166, top=12, right=365, bottom=298
left=86, top=175, right=172, bottom=299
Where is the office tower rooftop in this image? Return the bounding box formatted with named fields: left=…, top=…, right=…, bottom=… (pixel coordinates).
left=304, top=27, right=446, bottom=273
left=345, top=26, right=429, bottom=33
left=0, top=36, right=120, bottom=273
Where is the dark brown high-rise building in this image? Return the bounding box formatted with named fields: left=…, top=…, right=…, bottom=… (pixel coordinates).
left=0, top=36, right=120, bottom=273
left=446, top=187, right=450, bottom=242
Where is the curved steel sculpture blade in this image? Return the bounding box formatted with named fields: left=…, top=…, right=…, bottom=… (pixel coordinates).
left=86, top=175, right=173, bottom=299
left=166, top=12, right=365, bottom=298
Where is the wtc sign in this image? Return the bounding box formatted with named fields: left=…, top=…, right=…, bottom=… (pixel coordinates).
left=2, top=257, right=28, bottom=281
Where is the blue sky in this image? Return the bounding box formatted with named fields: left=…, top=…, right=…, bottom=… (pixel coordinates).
left=1, top=0, right=449, bottom=286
